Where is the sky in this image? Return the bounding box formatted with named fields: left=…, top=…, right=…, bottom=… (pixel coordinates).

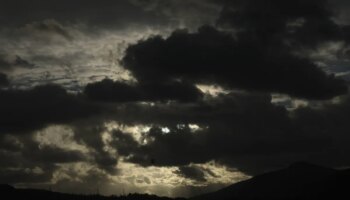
left=1, top=0, right=350, bottom=198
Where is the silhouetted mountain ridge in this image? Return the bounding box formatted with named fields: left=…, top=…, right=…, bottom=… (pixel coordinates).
left=1, top=162, right=349, bottom=200
left=193, top=162, right=349, bottom=200
left=0, top=184, right=181, bottom=200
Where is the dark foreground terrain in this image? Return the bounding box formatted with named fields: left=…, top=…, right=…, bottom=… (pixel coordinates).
left=1, top=162, right=349, bottom=200
left=0, top=184, right=179, bottom=200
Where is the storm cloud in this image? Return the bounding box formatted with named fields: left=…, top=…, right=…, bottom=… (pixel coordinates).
left=1, top=0, right=350, bottom=198
left=175, top=166, right=207, bottom=182
left=122, top=25, right=347, bottom=100
left=94, top=91, right=350, bottom=175
left=84, top=79, right=203, bottom=102
left=0, top=84, right=101, bottom=134
left=0, top=73, right=9, bottom=86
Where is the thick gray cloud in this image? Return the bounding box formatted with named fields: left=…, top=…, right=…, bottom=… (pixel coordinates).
left=0, top=134, right=84, bottom=185
left=106, top=93, right=295, bottom=174
left=331, top=0, right=350, bottom=24
left=71, top=120, right=119, bottom=174
left=84, top=79, right=203, bottom=103
left=1, top=0, right=350, bottom=197
left=0, top=0, right=155, bottom=28
left=217, top=0, right=342, bottom=47
left=22, top=19, right=74, bottom=41
left=122, top=26, right=347, bottom=100
left=0, top=0, right=219, bottom=30
left=120, top=0, right=350, bottom=100
left=0, top=168, right=53, bottom=185
left=0, top=84, right=101, bottom=134
left=0, top=55, right=35, bottom=71
left=175, top=166, right=207, bottom=182
left=100, top=92, right=350, bottom=175
left=0, top=73, right=9, bottom=86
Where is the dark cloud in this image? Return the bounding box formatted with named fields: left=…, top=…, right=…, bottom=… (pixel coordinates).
left=2, top=0, right=350, bottom=196
left=111, top=93, right=300, bottom=173
left=0, top=0, right=221, bottom=33
left=0, top=56, right=12, bottom=70
left=0, top=55, right=35, bottom=71
left=71, top=120, right=118, bottom=174
left=0, top=73, right=9, bottom=86
left=0, top=135, right=82, bottom=185
left=0, top=168, right=53, bottom=185
left=111, top=130, right=140, bottom=157
left=0, top=82, right=348, bottom=188
left=0, top=0, right=171, bottom=29
left=0, top=124, right=114, bottom=187
left=129, top=0, right=220, bottom=28
left=330, top=0, right=350, bottom=24
left=84, top=79, right=203, bottom=103
left=22, top=19, right=73, bottom=41
left=217, top=0, right=342, bottom=47
left=0, top=135, right=23, bottom=152
left=100, top=92, right=350, bottom=175
left=0, top=84, right=101, bottom=134
left=0, top=125, right=118, bottom=190
left=26, top=147, right=87, bottom=164
left=122, top=26, right=347, bottom=100
left=13, top=56, right=36, bottom=68
left=47, top=169, right=115, bottom=195
left=175, top=166, right=207, bottom=182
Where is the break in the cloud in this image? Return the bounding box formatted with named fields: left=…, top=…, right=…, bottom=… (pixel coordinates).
left=1, top=0, right=350, bottom=198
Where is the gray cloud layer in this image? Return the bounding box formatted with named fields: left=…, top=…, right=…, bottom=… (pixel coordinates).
left=1, top=0, right=350, bottom=197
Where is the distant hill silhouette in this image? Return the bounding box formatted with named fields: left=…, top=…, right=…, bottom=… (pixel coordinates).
left=193, top=162, right=350, bottom=200
left=0, top=184, right=180, bottom=200
left=1, top=162, right=349, bottom=200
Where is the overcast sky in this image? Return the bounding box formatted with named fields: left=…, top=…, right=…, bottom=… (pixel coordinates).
left=1, top=0, right=350, bottom=197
